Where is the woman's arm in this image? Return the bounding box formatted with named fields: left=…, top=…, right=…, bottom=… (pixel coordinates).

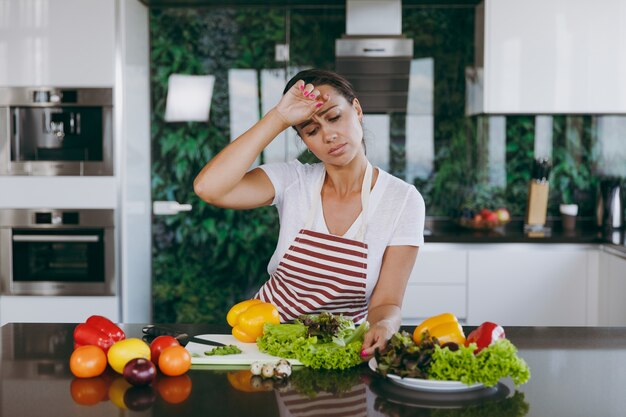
left=360, top=245, right=419, bottom=357
left=193, top=81, right=327, bottom=210
left=193, top=109, right=288, bottom=209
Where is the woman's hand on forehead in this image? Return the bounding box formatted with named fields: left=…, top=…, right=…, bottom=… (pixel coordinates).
left=274, top=79, right=330, bottom=127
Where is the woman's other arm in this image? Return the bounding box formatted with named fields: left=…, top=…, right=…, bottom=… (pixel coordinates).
left=361, top=245, right=419, bottom=356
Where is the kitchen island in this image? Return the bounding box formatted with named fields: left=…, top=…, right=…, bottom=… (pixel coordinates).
left=2, top=323, right=625, bottom=417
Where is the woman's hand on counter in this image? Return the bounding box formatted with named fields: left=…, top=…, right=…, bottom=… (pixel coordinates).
left=360, top=319, right=396, bottom=359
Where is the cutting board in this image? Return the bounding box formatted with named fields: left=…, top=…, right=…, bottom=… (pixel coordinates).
left=186, top=334, right=302, bottom=366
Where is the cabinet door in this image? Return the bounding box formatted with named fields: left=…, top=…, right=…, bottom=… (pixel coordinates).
left=402, top=245, right=468, bottom=323
left=0, top=296, right=119, bottom=325
left=0, top=0, right=115, bottom=86
left=467, top=246, right=589, bottom=326
left=599, top=251, right=626, bottom=326
left=482, top=0, right=626, bottom=113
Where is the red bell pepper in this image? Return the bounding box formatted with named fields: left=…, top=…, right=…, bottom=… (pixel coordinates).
left=465, top=321, right=505, bottom=353
left=86, top=315, right=125, bottom=341
left=73, top=323, right=114, bottom=353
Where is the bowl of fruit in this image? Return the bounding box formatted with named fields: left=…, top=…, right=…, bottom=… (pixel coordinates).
left=457, top=207, right=511, bottom=230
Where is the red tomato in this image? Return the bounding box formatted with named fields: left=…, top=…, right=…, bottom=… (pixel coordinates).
left=158, top=346, right=191, bottom=376
left=149, top=336, right=180, bottom=366
left=70, top=345, right=108, bottom=378
left=155, top=374, right=192, bottom=404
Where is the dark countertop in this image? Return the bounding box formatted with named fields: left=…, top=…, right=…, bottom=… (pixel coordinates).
left=3, top=323, right=626, bottom=417
left=424, top=217, right=626, bottom=252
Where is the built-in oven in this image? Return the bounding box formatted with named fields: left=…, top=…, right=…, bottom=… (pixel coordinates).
left=0, top=209, right=115, bottom=296
left=0, top=87, right=113, bottom=176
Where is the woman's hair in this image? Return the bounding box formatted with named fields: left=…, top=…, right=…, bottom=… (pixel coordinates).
left=282, top=69, right=357, bottom=105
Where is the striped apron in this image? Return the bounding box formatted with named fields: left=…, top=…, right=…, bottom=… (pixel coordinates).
left=276, top=384, right=368, bottom=417
left=256, top=163, right=373, bottom=324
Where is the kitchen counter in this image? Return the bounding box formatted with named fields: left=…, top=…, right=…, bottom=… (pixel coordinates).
left=2, top=323, right=626, bottom=417
left=424, top=217, right=626, bottom=254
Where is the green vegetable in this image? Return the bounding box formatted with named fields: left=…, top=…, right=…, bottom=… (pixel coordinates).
left=256, top=323, right=309, bottom=359
left=374, top=332, right=530, bottom=388
left=429, top=339, right=531, bottom=387
left=257, top=314, right=369, bottom=370
left=374, top=331, right=436, bottom=378
left=204, top=344, right=242, bottom=356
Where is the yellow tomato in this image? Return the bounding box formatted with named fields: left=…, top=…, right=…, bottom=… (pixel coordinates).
left=227, top=299, right=263, bottom=327
left=107, top=338, right=151, bottom=374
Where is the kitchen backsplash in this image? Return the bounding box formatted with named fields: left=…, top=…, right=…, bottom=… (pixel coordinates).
left=150, top=4, right=626, bottom=323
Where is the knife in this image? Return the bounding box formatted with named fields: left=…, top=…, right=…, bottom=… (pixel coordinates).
left=142, top=325, right=226, bottom=347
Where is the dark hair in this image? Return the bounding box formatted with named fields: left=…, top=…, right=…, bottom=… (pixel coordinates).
left=283, top=69, right=357, bottom=105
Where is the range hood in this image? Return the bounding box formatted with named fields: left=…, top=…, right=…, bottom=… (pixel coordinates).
left=335, top=0, right=413, bottom=113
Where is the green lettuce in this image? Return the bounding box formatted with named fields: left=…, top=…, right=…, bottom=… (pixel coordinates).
left=257, top=316, right=369, bottom=370
left=428, top=339, right=531, bottom=387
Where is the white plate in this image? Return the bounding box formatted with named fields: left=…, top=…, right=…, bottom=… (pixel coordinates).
left=368, top=358, right=485, bottom=393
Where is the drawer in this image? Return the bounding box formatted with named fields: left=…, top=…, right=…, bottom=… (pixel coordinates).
left=409, top=250, right=467, bottom=284
left=401, top=284, right=467, bottom=323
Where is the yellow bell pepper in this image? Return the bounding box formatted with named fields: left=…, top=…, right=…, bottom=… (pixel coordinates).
left=227, top=299, right=280, bottom=343
left=227, top=299, right=263, bottom=327
left=413, top=312, right=466, bottom=345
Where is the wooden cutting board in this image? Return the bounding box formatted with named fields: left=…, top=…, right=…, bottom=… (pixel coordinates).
left=186, top=334, right=302, bottom=366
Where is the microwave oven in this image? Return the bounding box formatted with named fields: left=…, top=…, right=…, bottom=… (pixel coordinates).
left=0, top=87, right=113, bottom=176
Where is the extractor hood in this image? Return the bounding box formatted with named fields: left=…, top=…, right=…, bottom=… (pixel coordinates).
left=335, top=0, right=413, bottom=113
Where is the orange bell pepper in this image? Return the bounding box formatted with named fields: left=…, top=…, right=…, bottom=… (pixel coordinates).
left=413, top=312, right=466, bottom=345
left=227, top=299, right=280, bottom=343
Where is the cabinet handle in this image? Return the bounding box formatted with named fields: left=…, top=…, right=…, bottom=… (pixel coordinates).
left=13, top=235, right=99, bottom=243
left=152, top=201, right=192, bottom=216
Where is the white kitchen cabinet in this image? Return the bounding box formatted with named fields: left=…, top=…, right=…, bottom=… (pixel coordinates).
left=0, top=0, right=115, bottom=87
left=0, top=296, right=119, bottom=325
left=598, top=248, right=626, bottom=326
left=402, top=244, right=468, bottom=324
left=468, top=0, right=626, bottom=114
left=467, top=245, right=597, bottom=326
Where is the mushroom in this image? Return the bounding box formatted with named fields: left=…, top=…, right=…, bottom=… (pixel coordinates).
left=261, top=363, right=275, bottom=378
left=274, top=361, right=292, bottom=379
left=250, top=361, right=264, bottom=376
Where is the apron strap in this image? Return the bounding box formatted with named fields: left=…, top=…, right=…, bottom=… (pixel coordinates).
left=304, top=162, right=373, bottom=242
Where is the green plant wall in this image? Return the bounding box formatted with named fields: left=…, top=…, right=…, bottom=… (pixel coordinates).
left=150, top=6, right=607, bottom=324
left=150, top=7, right=345, bottom=323
left=151, top=8, right=284, bottom=324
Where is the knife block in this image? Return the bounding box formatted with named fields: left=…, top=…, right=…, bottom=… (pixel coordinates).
left=526, top=180, right=549, bottom=227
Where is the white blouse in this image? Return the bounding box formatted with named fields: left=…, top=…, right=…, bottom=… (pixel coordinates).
left=259, top=160, right=425, bottom=300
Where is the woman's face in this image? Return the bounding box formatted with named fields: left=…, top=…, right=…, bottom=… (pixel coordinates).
left=295, top=85, right=364, bottom=166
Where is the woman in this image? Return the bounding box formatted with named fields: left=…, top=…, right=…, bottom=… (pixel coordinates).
left=194, top=69, right=425, bottom=356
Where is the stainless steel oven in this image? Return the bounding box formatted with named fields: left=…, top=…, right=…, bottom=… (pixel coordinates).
left=0, top=87, right=113, bottom=176
left=0, top=209, right=115, bottom=295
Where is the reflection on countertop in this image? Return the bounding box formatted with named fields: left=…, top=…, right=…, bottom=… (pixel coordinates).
left=423, top=217, right=625, bottom=248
